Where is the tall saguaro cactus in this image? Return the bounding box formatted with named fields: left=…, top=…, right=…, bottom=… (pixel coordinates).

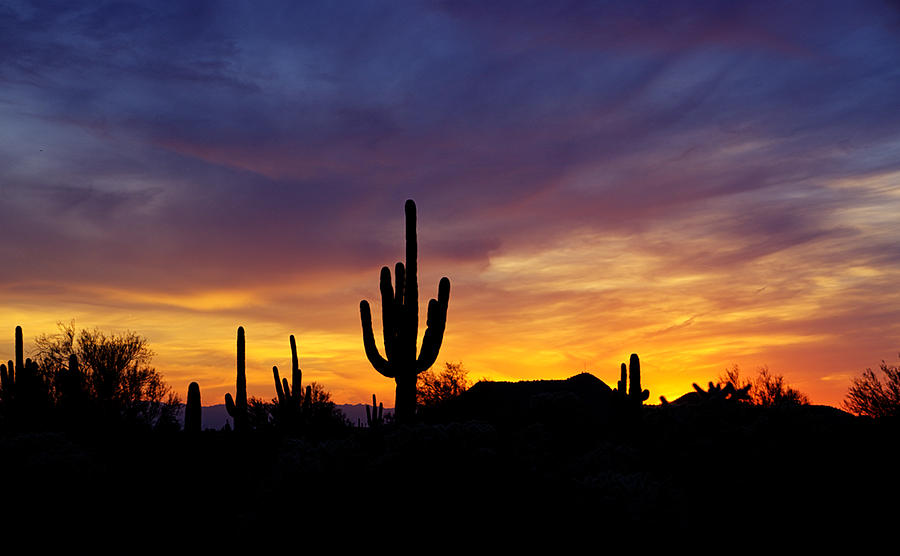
left=360, top=199, right=451, bottom=422
left=15, top=325, right=23, bottom=375
left=224, top=326, right=248, bottom=431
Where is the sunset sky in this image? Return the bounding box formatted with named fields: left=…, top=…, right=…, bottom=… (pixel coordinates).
left=2, top=1, right=900, bottom=408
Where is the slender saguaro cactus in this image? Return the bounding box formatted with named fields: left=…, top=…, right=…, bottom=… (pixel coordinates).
left=224, top=326, right=248, bottom=431
left=272, top=335, right=311, bottom=429
left=360, top=200, right=450, bottom=422
left=15, top=326, right=23, bottom=375
left=185, top=382, right=202, bottom=433
left=273, top=335, right=310, bottom=410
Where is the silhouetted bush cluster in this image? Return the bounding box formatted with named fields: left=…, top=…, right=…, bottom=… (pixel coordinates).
left=416, top=361, right=471, bottom=409
left=843, top=357, right=900, bottom=418
left=668, top=364, right=810, bottom=407
left=1, top=323, right=179, bottom=432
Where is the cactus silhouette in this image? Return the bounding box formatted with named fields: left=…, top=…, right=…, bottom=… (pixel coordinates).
left=1, top=326, right=25, bottom=397
left=1, top=327, right=41, bottom=400
left=659, top=380, right=752, bottom=405
left=272, top=335, right=311, bottom=429
left=15, top=325, right=23, bottom=375
left=0, top=326, right=48, bottom=427
left=0, top=361, right=11, bottom=399
left=224, top=326, right=248, bottom=431
left=694, top=381, right=750, bottom=402
left=185, top=382, right=201, bottom=433
left=613, top=353, right=649, bottom=407
left=365, top=393, right=384, bottom=427
left=360, top=199, right=450, bottom=422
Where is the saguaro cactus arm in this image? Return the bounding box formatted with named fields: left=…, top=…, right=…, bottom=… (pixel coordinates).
left=290, top=335, right=302, bottom=409
left=273, top=366, right=286, bottom=405
left=360, top=300, right=394, bottom=378
left=416, top=277, right=451, bottom=372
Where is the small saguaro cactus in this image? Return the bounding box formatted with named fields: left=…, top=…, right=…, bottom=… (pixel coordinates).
left=224, top=326, right=249, bottom=431
left=272, top=334, right=311, bottom=428
left=0, top=361, right=12, bottom=399
left=185, top=382, right=202, bottom=433
left=360, top=199, right=451, bottom=423
left=614, top=353, right=649, bottom=407
left=365, top=393, right=384, bottom=428
left=1, top=326, right=41, bottom=401
left=1, top=326, right=25, bottom=397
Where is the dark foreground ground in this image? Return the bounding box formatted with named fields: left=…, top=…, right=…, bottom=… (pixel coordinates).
left=2, top=398, right=897, bottom=542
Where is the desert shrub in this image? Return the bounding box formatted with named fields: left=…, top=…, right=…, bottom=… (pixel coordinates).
left=417, top=362, right=471, bottom=408
left=843, top=358, right=900, bottom=418
left=718, top=365, right=809, bottom=407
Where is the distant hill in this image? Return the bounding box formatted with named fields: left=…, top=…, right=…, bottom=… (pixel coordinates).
left=427, top=372, right=616, bottom=425
left=178, top=403, right=394, bottom=430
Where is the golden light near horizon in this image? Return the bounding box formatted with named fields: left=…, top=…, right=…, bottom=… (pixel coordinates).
left=3, top=173, right=899, bottom=410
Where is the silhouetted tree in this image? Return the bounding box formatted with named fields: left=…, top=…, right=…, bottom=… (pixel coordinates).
left=248, top=396, right=274, bottom=429
left=717, top=365, right=808, bottom=407
left=261, top=379, right=347, bottom=434
left=843, top=358, right=900, bottom=418
left=303, top=382, right=349, bottom=432
left=32, top=322, right=179, bottom=427
left=417, top=362, right=471, bottom=408
left=305, top=381, right=333, bottom=405
left=751, top=367, right=809, bottom=407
